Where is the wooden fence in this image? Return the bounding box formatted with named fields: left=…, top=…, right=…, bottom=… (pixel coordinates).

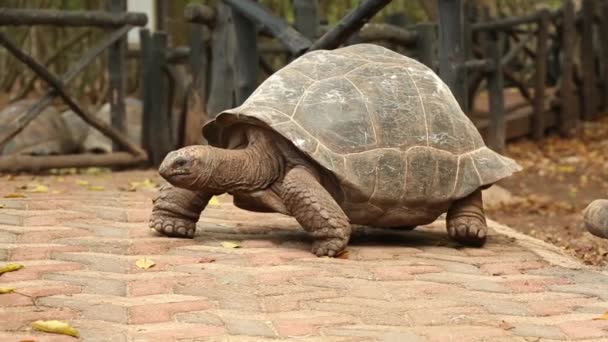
left=0, top=0, right=148, bottom=171
left=2, top=0, right=608, bottom=170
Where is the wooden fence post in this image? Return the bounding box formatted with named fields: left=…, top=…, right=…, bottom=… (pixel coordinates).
left=415, top=23, right=436, bottom=71
left=581, top=0, right=597, bottom=121
left=206, top=3, right=235, bottom=117
left=560, top=0, right=577, bottom=136
left=106, top=0, right=127, bottom=152
left=294, top=0, right=319, bottom=40
left=142, top=31, right=173, bottom=166
left=486, top=33, right=505, bottom=152
left=532, top=9, right=549, bottom=140
left=233, top=1, right=259, bottom=105
left=437, top=0, right=468, bottom=112
left=600, top=1, right=608, bottom=111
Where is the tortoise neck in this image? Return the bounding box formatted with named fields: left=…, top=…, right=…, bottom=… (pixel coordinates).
left=204, top=129, right=283, bottom=193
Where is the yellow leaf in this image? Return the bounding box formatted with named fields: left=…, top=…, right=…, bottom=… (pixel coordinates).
left=0, top=287, right=15, bottom=294
left=31, top=320, right=79, bottom=337
left=221, top=241, right=241, bottom=248
left=26, top=184, right=49, bottom=193
left=208, top=196, right=221, bottom=206
left=84, top=167, right=110, bottom=175
left=135, top=258, right=156, bottom=269
left=593, top=311, right=608, bottom=320
left=3, top=193, right=25, bottom=198
left=87, top=185, right=105, bottom=191
left=557, top=165, right=575, bottom=173
left=75, top=180, right=89, bottom=186
left=0, top=204, right=4, bottom=209
left=0, top=263, right=24, bottom=274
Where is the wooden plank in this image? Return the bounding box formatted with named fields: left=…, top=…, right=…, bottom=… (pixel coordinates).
left=184, top=4, right=215, bottom=25
left=206, top=2, right=236, bottom=117
left=600, top=1, right=608, bottom=111
left=309, top=0, right=392, bottom=51
left=155, top=0, right=167, bottom=31
left=222, top=0, right=311, bottom=56
left=472, top=12, right=543, bottom=32
left=294, top=0, right=318, bottom=40
left=147, top=32, right=173, bottom=166
left=232, top=0, right=259, bottom=105
left=0, top=152, right=146, bottom=172
left=415, top=23, right=436, bottom=70
left=532, top=10, right=549, bottom=140
left=0, top=26, right=131, bottom=150
left=560, top=0, right=578, bottom=136
left=0, top=8, right=147, bottom=27
left=581, top=0, right=597, bottom=120
left=106, top=0, right=127, bottom=152
left=140, top=28, right=154, bottom=156
left=437, top=0, right=468, bottom=111
left=486, top=33, right=505, bottom=152
left=0, top=31, right=145, bottom=158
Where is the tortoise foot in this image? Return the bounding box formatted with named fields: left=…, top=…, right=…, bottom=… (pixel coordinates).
left=149, top=212, right=196, bottom=238
left=583, top=199, right=608, bottom=239
left=312, top=237, right=348, bottom=257
left=447, top=216, right=487, bottom=247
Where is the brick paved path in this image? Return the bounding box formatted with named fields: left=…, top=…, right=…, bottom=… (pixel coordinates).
left=0, top=170, right=607, bottom=341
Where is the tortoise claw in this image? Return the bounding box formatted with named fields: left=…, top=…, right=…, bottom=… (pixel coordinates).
left=149, top=213, right=196, bottom=238
left=311, top=237, right=348, bottom=257
left=447, top=216, right=487, bottom=247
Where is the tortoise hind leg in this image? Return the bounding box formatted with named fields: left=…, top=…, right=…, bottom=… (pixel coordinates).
left=446, top=188, right=488, bottom=247
left=149, top=182, right=214, bottom=238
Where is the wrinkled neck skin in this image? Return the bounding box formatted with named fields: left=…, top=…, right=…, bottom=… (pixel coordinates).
left=199, top=129, right=283, bottom=193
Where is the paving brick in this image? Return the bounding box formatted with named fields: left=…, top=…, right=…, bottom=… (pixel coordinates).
left=72, top=320, right=226, bottom=342
left=1, top=279, right=81, bottom=298
left=0, top=225, right=89, bottom=243
left=527, top=297, right=599, bottom=316
left=53, top=252, right=201, bottom=273
left=73, top=205, right=151, bottom=222
left=175, top=311, right=225, bottom=326
left=510, top=323, right=567, bottom=340
left=415, top=272, right=510, bottom=293
left=407, top=306, right=487, bottom=326
left=558, top=320, right=608, bottom=340
left=38, top=293, right=213, bottom=324
left=480, top=261, right=547, bottom=276
left=54, top=236, right=196, bottom=255
left=64, top=219, right=149, bottom=238
left=0, top=260, right=81, bottom=283
left=0, top=243, right=85, bottom=261
left=272, top=311, right=358, bottom=337
left=372, top=265, right=442, bottom=280
left=223, top=317, right=276, bottom=337
left=0, top=292, right=33, bottom=306
left=0, top=305, right=79, bottom=331
left=0, top=332, right=76, bottom=342
left=503, top=277, right=573, bottom=293
left=321, top=325, right=425, bottom=342
left=44, top=270, right=210, bottom=296
left=0, top=209, right=85, bottom=226
left=549, top=284, right=608, bottom=300
left=412, top=325, right=511, bottom=341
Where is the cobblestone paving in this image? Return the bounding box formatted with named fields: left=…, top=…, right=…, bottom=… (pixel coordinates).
left=0, top=170, right=607, bottom=341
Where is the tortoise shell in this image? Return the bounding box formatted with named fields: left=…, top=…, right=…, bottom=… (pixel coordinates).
left=204, top=44, right=521, bottom=214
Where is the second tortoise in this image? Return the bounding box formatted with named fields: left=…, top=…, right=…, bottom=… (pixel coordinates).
left=149, top=43, right=522, bottom=256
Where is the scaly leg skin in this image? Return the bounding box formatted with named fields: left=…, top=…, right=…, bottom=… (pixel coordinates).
left=446, top=188, right=488, bottom=247
left=281, top=167, right=351, bottom=257
left=149, top=182, right=212, bottom=238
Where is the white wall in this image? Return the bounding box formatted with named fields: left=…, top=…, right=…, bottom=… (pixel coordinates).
left=126, top=0, right=156, bottom=47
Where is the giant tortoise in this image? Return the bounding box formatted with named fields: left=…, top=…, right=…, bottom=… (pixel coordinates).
left=149, top=43, right=522, bottom=256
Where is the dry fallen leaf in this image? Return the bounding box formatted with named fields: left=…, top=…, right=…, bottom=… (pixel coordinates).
left=87, top=185, right=105, bottom=191
left=26, top=184, right=49, bottom=193
left=593, top=311, right=608, bottom=320
left=220, top=241, right=241, bottom=248
left=128, top=178, right=157, bottom=191
left=75, top=180, right=89, bottom=186
left=3, top=193, right=25, bottom=198
left=0, top=263, right=24, bottom=275
left=31, top=320, right=79, bottom=337
left=0, top=287, right=15, bottom=294
left=208, top=196, right=221, bottom=206
left=135, top=258, right=156, bottom=269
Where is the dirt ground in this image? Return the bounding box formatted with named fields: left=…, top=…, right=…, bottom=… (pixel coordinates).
left=486, top=116, right=608, bottom=267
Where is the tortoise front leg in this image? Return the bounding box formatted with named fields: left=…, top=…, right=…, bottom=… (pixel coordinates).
left=281, top=167, right=351, bottom=257
left=149, top=182, right=214, bottom=238
left=446, top=188, right=488, bottom=247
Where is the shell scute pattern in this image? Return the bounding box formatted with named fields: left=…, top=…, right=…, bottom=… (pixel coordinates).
left=213, top=44, right=522, bottom=207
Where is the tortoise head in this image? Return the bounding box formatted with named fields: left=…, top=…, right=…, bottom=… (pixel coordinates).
left=159, top=146, right=215, bottom=191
